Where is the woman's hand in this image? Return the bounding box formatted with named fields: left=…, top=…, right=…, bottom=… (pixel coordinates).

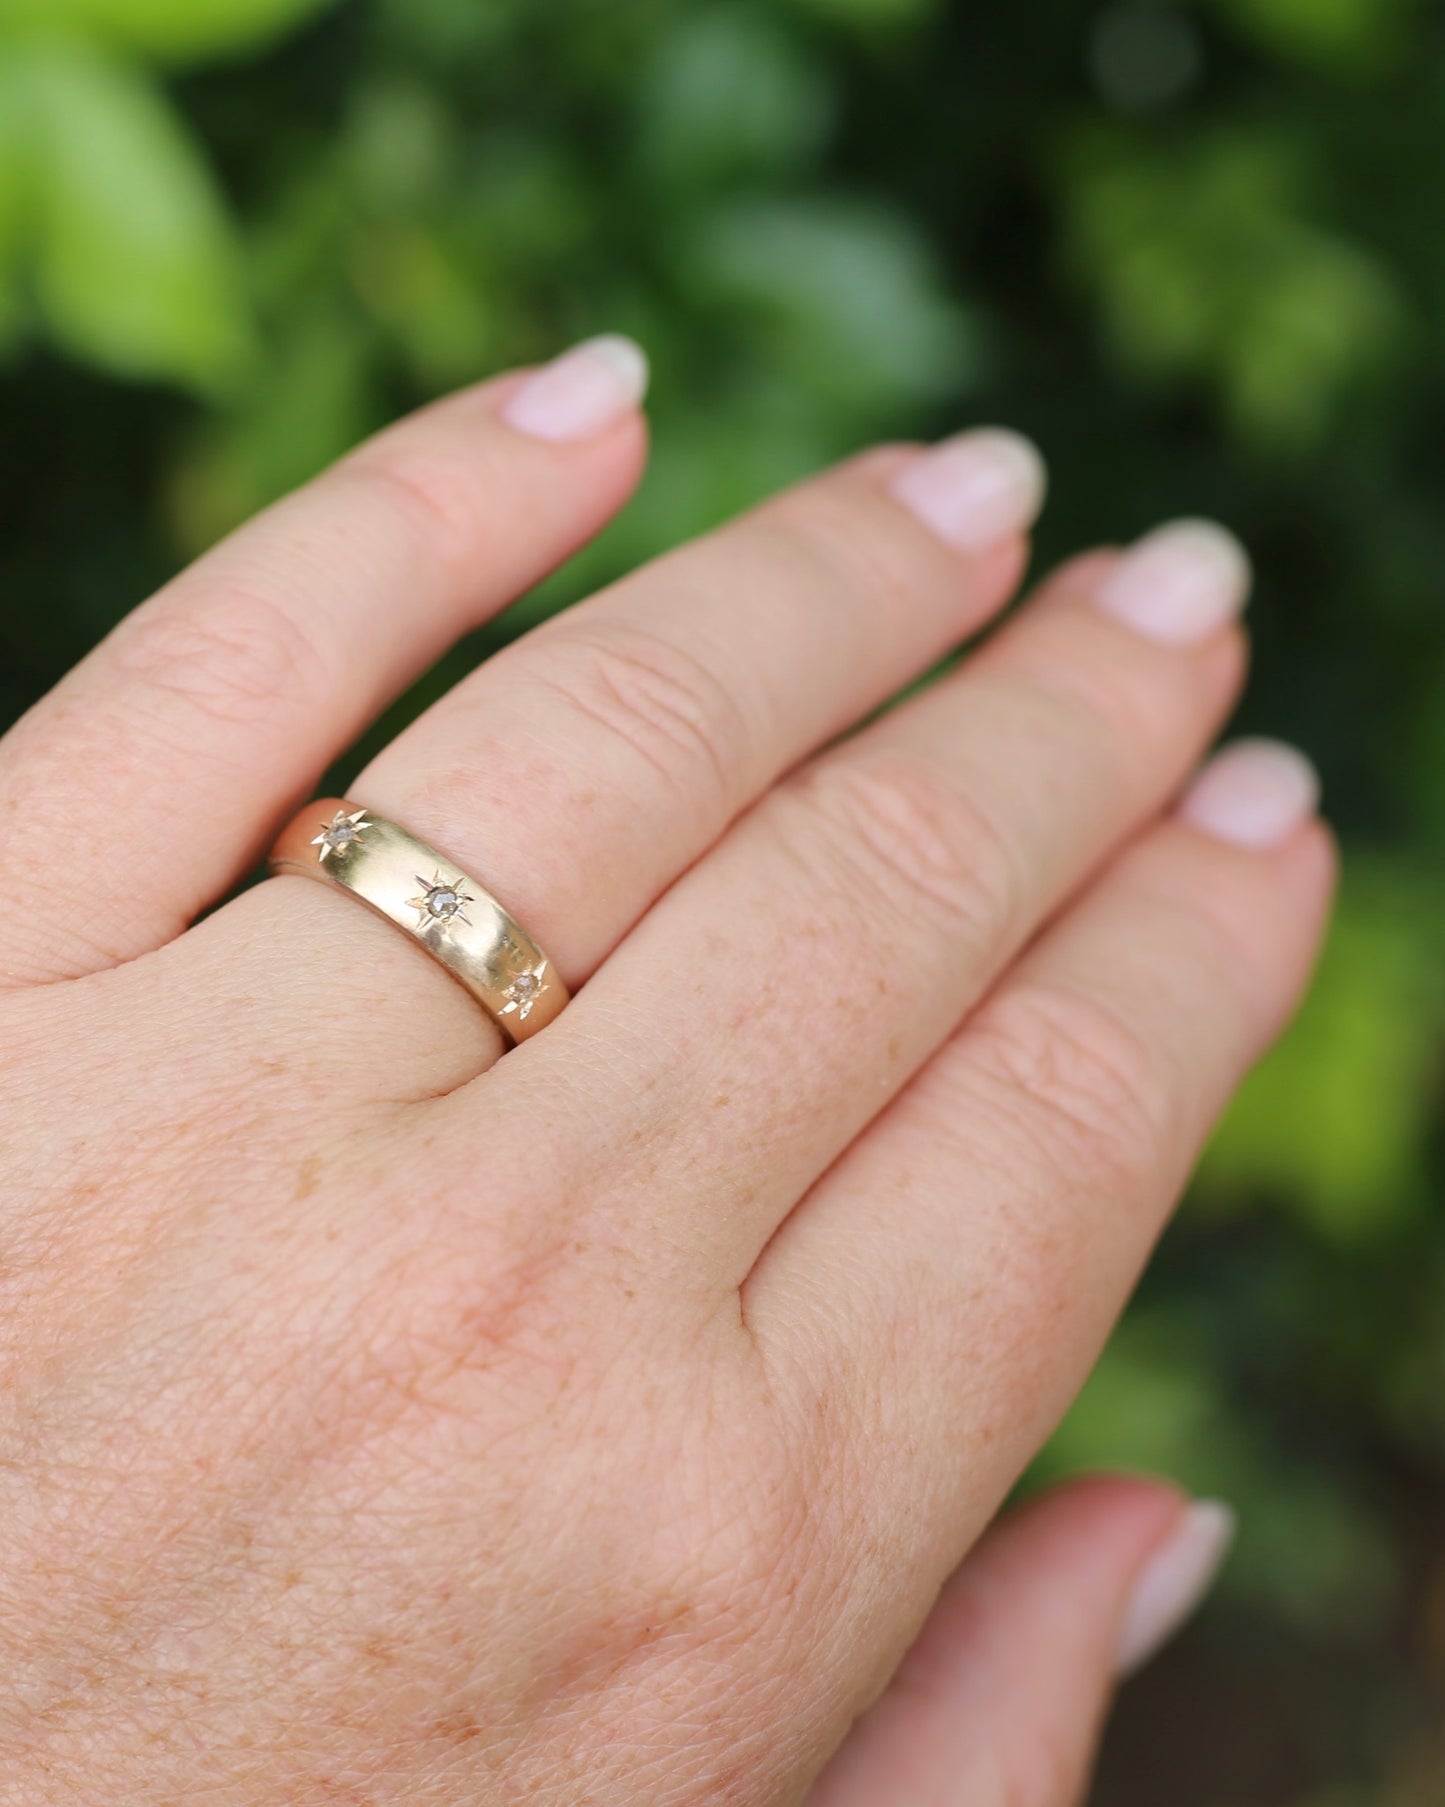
left=0, top=338, right=1332, bottom=1804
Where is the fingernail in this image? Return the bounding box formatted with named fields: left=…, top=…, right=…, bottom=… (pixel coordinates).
left=890, top=428, right=1047, bottom=552
left=1095, top=519, right=1251, bottom=646
left=1180, top=739, right=1322, bottom=850
left=1116, top=1501, right=1236, bottom=1678
left=502, top=334, right=650, bottom=442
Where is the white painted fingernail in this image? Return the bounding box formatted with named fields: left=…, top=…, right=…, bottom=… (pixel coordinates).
left=1116, top=1501, right=1236, bottom=1678
left=890, top=428, right=1047, bottom=552
left=1181, top=739, right=1322, bottom=850
left=1095, top=519, right=1252, bottom=645
left=502, top=334, right=650, bottom=442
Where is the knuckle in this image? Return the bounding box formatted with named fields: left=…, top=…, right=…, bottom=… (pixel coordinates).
left=967, top=980, right=1167, bottom=1186
left=112, top=584, right=324, bottom=733
left=535, top=622, right=749, bottom=805
left=1033, top=641, right=1187, bottom=775
left=767, top=482, right=927, bottom=625
left=790, top=751, right=1021, bottom=942
left=343, top=446, right=482, bottom=583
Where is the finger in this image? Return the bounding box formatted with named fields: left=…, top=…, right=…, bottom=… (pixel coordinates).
left=525, top=520, right=1251, bottom=1282
left=345, top=433, right=1040, bottom=972
left=223, top=428, right=1044, bottom=1085
left=806, top=1478, right=1233, bottom=1807
left=749, top=744, right=1333, bottom=1592
left=0, top=336, right=650, bottom=985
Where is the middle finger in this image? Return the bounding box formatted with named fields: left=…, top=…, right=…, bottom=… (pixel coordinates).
left=506, top=522, right=1253, bottom=1288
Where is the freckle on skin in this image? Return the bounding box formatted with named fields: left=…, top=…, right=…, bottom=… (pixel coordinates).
left=713, top=1094, right=731, bottom=1111
left=434, top=1706, right=483, bottom=1744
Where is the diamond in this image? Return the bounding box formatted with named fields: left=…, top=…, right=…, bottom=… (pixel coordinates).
left=408, top=872, right=475, bottom=930
left=312, top=808, right=372, bottom=861
left=505, top=969, right=544, bottom=1020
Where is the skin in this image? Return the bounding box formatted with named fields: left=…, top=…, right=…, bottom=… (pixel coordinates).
left=0, top=366, right=1334, bottom=1805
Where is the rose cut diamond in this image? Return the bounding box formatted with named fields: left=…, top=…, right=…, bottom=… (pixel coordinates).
left=312, top=808, right=371, bottom=861
left=408, top=872, right=475, bottom=930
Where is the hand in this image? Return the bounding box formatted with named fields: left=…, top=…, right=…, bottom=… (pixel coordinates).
left=0, top=337, right=1332, bottom=1803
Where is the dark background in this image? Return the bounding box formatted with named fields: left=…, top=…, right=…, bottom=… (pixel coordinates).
left=1, top=1, right=1442, bottom=1798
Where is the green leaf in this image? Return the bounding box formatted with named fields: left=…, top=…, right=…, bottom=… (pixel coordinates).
left=684, top=197, right=977, bottom=414
left=635, top=10, right=836, bottom=189
left=21, top=45, right=254, bottom=391
left=1200, top=867, right=1444, bottom=1239
left=169, top=304, right=373, bottom=549
left=1041, top=1320, right=1398, bottom=1631
left=1060, top=124, right=1404, bottom=449
left=0, top=0, right=340, bottom=66
left=1214, top=0, right=1426, bottom=77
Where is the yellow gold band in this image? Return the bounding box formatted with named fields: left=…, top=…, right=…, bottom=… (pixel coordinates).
left=269, top=800, right=567, bottom=1044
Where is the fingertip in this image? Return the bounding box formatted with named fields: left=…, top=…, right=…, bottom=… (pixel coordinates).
left=1179, top=738, right=1321, bottom=852
left=1116, top=1499, right=1237, bottom=1678
left=1292, top=812, right=1341, bottom=888
left=1095, top=518, right=1252, bottom=647
left=996, top=1473, right=1190, bottom=1583
left=805, top=1474, right=1198, bottom=1806
left=997, top=1479, right=1235, bottom=1683
left=1259, top=816, right=1340, bottom=945
left=500, top=333, right=652, bottom=444
left=889, top=428, right=1048, bottom=554
left=503, top=349, right=654, bottom=512
left=971, top=530, right=1033, bottom=608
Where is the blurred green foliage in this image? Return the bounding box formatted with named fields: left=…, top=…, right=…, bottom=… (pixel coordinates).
left=0, top=0, right=334, bottom=384
left=0, top=1, right=1442, bottom=1800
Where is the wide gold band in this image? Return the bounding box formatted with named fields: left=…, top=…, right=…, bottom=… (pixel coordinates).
left=269, top=800, right=567, bottom=1043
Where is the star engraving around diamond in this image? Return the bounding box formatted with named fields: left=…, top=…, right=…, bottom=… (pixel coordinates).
left=312, top=808, right=372, bottom=861
left=502, top=967, right=546, bottom=1022
left=408, top=871, right=476, bottom=930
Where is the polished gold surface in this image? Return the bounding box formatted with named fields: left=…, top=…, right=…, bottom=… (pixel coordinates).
left=270, top=799, right=567, bottom=1043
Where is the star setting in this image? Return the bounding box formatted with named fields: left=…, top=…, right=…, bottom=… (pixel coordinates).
left=501, top=968, right=546, bottom=1022
left=409, top=871, right=476, bottom=930
left=312, top=808, right=372, bottom=861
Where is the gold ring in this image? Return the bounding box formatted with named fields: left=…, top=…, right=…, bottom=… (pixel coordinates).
left=269, top=800, right=568, bottom=1043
